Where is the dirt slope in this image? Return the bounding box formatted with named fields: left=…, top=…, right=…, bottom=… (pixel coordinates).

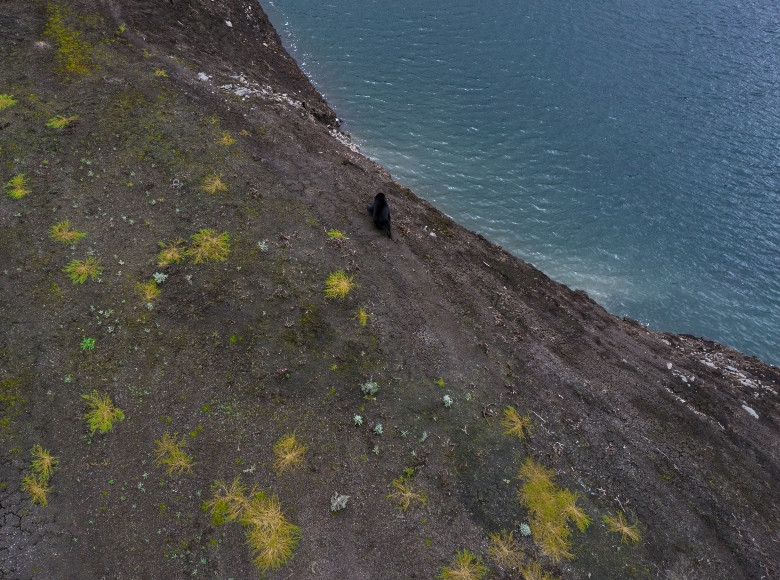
left=1, top=1, right=777, bottom=579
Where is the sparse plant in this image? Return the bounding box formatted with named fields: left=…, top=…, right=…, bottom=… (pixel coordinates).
left=30, top=444, right=59, bottom=483
left=354, top=306, right=370, bottom=326
left=443, top=394, right=453, bottom=408
left=21, top=473, right=50, bottom=506
left=360, top=379, right=379, bottom=397
left=516, top=457, right=590, bottom=562
left=217, top=130, right=236, bottom=145
left=64, top=257, right=102, bottom=283
left=272, top=433, right=307, bottom=474
left=201, top=173, right=228, bottom=194
left=520, top=561, right=558, bottom=580
left=373, top=423, right=383, bottom=435
left=0, top=94, right=17, bottom=110
left=330, top=492, right=349, bottom=512
left=487, top=530, right=522, bottom=570
left=153, top=68, right=168, bottom=77
left=157, top=240, right=185, bottom=266
left=242, top=492, right=302, bottom=572
left=501, top=405, right=532, bottom=439
left=154, top=432, right=194, bottom=476
left=46, top=114, right=78, bottom=129
left=82, top=390, right=125, bottom=434
left=188, top=229, right=230, bottom=263
left=4, top=174, right=30, bottom=199
left=353, top=415, right=363, bottom=426
left=50, top=220, right=86, bottom=244
left=327, top=229, right=347, bottom=239
left=136, top=279, right=161, bottom=301
left=603, top=510, right=641, bottom=544
left=204, top=476, right=249, bottom=525
left=387, top=476, right=427, bottom=511
left=80, top=337, right=96, bottom=351
left=324, top=270, right=355, bottom=298
left=439, top=549, right=488, bottom=580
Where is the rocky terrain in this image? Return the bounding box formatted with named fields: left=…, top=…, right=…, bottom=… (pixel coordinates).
left=1, top=1, right=777, bottom=578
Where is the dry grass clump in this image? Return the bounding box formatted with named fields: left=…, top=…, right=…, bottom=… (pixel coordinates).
left=201, top=173, right=228, bottom=194
left=21, top=473, right=51, bottom=506
left=387, top=476, right=427, bottom=511
left=82, top=390, right=125, bottom=434
left=217, top=130, right=236, bottom=146
left=327, top=229, right=347, bottom=239
left=30, top=444, right=59, bottom=483
left=21, top=444, right=60, bottom=506
left=46, top=114, right=78, bottom=129
left=136, top=279, right=161, bottom=301
left=439, top=549, right=488, bottom=580
left=154, top=432, right=194, bottom=476
left=4, top=174, right=29, bottom=199
left=517, top=457, right=590, bottom=562
left=324, top=270, right=355, bottom=299
left=501, top=405, right=532, bottom=439
left=487, top=530, right=522, bottom=570
left=50, top=220, right=86, bottom=244
left=64, top=256, right=102, bottom=283
left=204, top=476, right=301, bottom=572
left=0, top=94, right=17, bottom=110
left=157, top=239, right=185, bottom=266
left=603, top=510, right=641, bottom=543
left=188, top=229, right=230, bottom=263
left=520, top=561, right=558, bottom=580
left=272, top=433, right=307, bottom=474
left=354, top=306, right=371, bottom=326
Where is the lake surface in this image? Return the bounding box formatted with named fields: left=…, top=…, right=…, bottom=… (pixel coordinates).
left=263, top=0, right=780, bottom=366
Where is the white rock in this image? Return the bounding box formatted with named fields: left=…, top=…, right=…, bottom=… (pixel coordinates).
left=741, top=404, right=759, bottom=419
left=225, top=20, right=233, bottom=28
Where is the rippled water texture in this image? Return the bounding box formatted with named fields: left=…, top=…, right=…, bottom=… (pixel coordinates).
left=264, top=0, right=779, bottom=365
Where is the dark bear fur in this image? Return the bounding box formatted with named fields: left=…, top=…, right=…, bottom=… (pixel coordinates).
left=366, top=192, right=392, bottom=239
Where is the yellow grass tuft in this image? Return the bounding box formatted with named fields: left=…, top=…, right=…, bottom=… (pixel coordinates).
left=157, top=240, right=185, bottom=266
left=0, top=94, right=18, bottom=110
left=501, top=405, right=532, bottom=439
left=324, top=270, right=355, bottom=299
left=520, top=561, right=558, bottom=580
left=136, top=279, right=161, bottom=302
left=30, top=444, right=59, bottom=483
left=4, top=174, right=30, bottom=199
left=21, top=473, right=50, bottom=506
left=387, top=476, right=427, bottom=511
left=205, top=476, right=250, bottom=525
left=154, top=432, right=194, bottom=476
left=439, top=549, right=488, bottom=580
left=82, top=390, right=125, bottom=434
left=50, top=220, right=86, bottom=244
left=603, top=510, right=641, bottom=544
left=327, top=229, right=347, bottom=239
left=64, top=256, right=102, bottom=283
left=354, top=306, right=370, bottom=326
left=217, top=130, right=236, bottom=145
left=242, top=493, right=302, bottom=572
left=201, top=173, right=228, bottom=194
left=487, top=530, right=522, bottom=570
left=188, top=229, right=230, bottom=263
left=272, top=433, right=307, bottom=474
left=517, top=457, right=590, bottom=562
left=46, top=115, right=78, bottom=129
left=153, top=68, right=168, bottom=77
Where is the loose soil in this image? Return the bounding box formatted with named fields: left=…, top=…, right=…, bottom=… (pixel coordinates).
left=1, top=1, right=777, bottom=579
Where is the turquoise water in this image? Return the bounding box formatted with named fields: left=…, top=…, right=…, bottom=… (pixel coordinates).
left=263, top=0, right=780, bottom=366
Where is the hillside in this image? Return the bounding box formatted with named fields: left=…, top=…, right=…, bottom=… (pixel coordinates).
left=1, top=1, right=777, bottom=578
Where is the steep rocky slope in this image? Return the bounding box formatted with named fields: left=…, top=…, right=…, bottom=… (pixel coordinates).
left=1, top=1, right=777, bottom=578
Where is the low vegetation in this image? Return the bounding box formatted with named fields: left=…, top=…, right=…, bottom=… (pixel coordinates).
left=201, top=173, right=228, bottom=194
left=0, top=93, right=17, bottom=110
left=272, top=432, right=307, bottom=474
left=82, top=390, right=125, bottom=434
left=439, top=549, right=488, bottom=580
left=4, top=174, right=30, bottom=199
left=324, top=270, right=355, bottom=298
left=603, top=510, right=641, bottom=543
left=50, top=220, right=87, bottom=244
left=154, top=432, right=194, bottom=476
left=46, top=115, right=78, bottom=129
left=187, top=229, right=230, bottom=263
left=517, top=457, right=590, bottom=562
left=387, top=475, right=427, bottom=511
left=486, top=530, right=522, bottom=570
left=501, top=405, right=532, bottom=439
left=64, top=257, right=102, bottom=283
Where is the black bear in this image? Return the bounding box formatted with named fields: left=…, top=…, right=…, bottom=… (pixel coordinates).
left=366, top=192, right=392, bottom=239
